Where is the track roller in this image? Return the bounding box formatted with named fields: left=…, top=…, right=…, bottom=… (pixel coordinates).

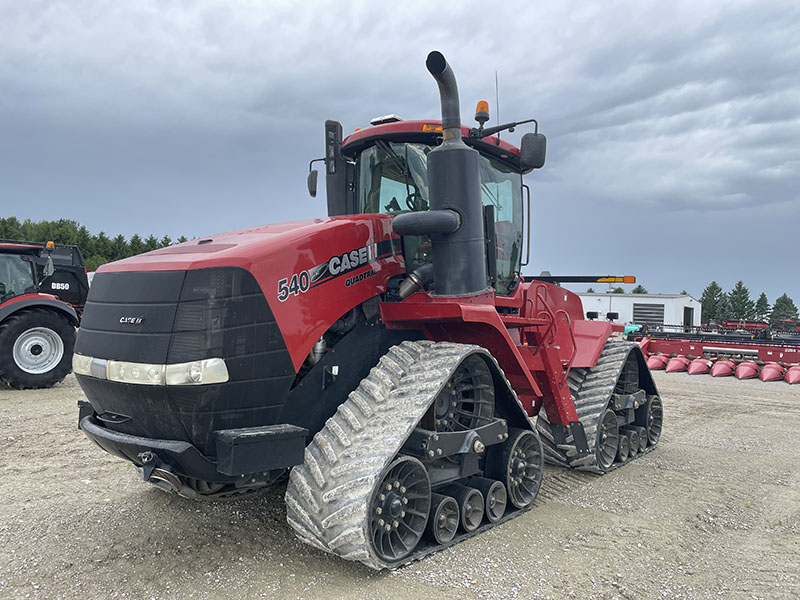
left=625, top=428, right=639, bottom=459
left=468, top=477, right=507, bottom=523
left=627, top=425, right=648, bottom=453
left=616, top=433, right=629, bottom=462
left=443, top=485, right=484, bottom=532
left=425, top=493, right=459, bottom=545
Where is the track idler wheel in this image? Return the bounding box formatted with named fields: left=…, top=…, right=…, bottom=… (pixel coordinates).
left=487, top=428, right=543, bottom=509
left=443, top=485, right=484, bottom=532
left=616, top=433, right=630, bottom=463
left=425, top=493, right=459, bottom=545
left=368, top=456, right=431, bottom=564
left=636, top=395, right=664, bottom=446
left=469, top=477, right=508, bottom=523
left=596, top=409, right=620, bottom=471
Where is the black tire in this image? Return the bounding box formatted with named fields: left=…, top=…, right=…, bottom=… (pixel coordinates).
left=0, top=309, right=75, bottom=389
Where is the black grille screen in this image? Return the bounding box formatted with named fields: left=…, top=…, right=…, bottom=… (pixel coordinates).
left=76, top=266, right=296, bottom=455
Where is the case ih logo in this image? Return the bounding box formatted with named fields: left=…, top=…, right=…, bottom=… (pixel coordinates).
left=119, top=316, right=145, bottom=325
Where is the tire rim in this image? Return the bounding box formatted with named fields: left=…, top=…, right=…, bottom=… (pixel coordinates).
left=596, top=409, right=620, bottom=470
left=12, top=327, right=64, bottom=374
left=369, top=456, right=431, bottom=563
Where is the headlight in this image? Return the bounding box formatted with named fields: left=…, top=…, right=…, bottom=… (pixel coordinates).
left=165, top=359, right=229, bottom=385
left=73, top=355, right=229, bottom=386
left=72, top=353, right=93, bottom=376
left=107, top=361, right=166, bottom=386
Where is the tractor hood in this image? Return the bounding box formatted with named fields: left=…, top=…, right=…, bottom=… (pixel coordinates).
left=91, top=214, right=405, bottom=371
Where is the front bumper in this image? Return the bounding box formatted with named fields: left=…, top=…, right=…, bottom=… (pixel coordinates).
left=78, top=401, right=308, bottom=484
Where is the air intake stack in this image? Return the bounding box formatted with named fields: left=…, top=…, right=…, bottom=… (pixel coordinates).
left=393, top=51, right=489, bottom=296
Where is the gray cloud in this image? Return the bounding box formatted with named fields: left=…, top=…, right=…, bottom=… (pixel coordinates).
left=1, top=0, right=798, bottom=304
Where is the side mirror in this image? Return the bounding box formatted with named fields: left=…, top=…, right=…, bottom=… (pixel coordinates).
left=520, top=132, right=546, bottom=170
left=307, top=169, right=319, bottom=198
left=44, top=255, right=55, bottom=278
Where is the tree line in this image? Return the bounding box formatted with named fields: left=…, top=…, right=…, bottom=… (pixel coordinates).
left=700, top=280, right=798, bottom=325
left=0, top=217, right=188, bottom=272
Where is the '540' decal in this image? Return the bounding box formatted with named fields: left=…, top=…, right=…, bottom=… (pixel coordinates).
left=277, top=271, right=311, bottom=302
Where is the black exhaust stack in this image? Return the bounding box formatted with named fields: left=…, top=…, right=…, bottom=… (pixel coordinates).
left=393, top=51, right=488, bottom=296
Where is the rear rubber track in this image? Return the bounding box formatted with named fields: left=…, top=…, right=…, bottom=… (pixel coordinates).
left=537, top=340, right=656, bottom=473
left=285, top=340, right=522, bottom=570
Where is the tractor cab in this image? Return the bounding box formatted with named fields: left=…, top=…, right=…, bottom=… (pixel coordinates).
left=313, top=116, right=542, bottom=296
left=0, top=244, right=40, bottom=303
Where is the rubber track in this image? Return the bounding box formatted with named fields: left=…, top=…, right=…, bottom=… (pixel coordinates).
left=537, top=340, right=656, bottom=474
left=285, top=340, right=516, bottom=570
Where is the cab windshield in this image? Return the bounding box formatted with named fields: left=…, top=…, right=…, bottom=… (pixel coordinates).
left=356, top=141, right=523, bottom=295
left=0, top=254, right=37, bottom=302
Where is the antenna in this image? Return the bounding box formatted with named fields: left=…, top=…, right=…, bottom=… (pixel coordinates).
left=495, top=70, right=500, bottom=145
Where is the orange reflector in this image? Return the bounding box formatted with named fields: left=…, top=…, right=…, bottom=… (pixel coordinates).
left=596, top=276, right=636, bottom=283
left=422, top=124, right=443, bottom=132
left=623, top=275, right=636, bottom=283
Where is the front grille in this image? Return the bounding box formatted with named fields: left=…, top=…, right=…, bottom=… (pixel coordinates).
left=75, top=266, right=295, bottom=455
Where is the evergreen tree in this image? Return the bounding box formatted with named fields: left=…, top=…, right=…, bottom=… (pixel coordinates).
left=680, top=290, right=688, bottom=295
left=771, top=294, right=799, bottom=323
left=159, top=235, right=172, bottom=248
left=754, top=293, right=770, bottom=322
left=144, top=235, right=160, bottom=252
left=129, top=234, right=145, bottom=256
left=111, top=234, right=129, bottom=261
left=611, top=286, right=625, bottom=294
left=631, top=284, right=648, bottom=294
left=700, top=281, right=724, bottom=323
left=585, top=287, right=595, bottom=293
left=177, top=235, right=188, bottom=244
left=728, top=281, right=755, bottom=320
left=94, top=231, right=113, bottom=259
left=716, top=294, right=734, bottom=322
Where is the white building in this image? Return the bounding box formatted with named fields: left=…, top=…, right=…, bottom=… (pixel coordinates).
left=576, top=293, right=702, bottom=329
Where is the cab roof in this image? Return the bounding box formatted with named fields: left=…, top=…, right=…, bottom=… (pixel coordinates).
left=341, top=120, right=528, bottom=173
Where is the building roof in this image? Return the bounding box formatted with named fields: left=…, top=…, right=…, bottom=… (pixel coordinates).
left=577, top=293, right=699, bottom=301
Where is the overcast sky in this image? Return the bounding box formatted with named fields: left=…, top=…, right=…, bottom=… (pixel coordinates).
left=1, top=0, right=798, bottom=303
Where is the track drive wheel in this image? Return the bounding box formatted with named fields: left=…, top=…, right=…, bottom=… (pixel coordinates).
left=488, top=428, right=543, bottom=509
left=368, top=456, right=431, bottom=565
left=0, top=309, right=75, bottom=389
left=596, top=409, right=620, bottom=472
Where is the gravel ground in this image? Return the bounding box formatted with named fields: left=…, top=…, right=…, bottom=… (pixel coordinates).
left=1, top=372, right=798, bottom=599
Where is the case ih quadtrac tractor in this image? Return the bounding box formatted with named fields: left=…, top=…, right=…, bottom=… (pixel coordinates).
left=74, top=52, right=663, bottom=569
left=0, top=240, right=87, bottom=388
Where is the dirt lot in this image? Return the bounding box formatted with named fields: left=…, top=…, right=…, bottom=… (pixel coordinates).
left=1, top=372, right=798, bottom=599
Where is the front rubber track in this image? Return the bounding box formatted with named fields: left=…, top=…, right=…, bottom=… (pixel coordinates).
left=284, top=340, right=533, bottom=571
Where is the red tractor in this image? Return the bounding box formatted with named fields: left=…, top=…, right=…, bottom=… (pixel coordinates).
left=74, top=52, right=662, bottom=569
left=0, top=241, right=85, bottom=388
